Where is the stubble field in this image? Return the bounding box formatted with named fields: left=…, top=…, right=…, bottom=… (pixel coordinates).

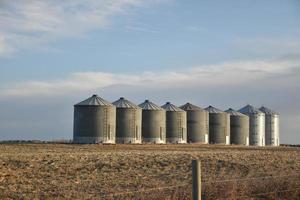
left=0, top=144, right=299, bottom=200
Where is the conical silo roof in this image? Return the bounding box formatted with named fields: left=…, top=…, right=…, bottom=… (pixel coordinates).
left=112, top=97, right=140, bottom=108
left=161, top=102, right=184, bottom=112
left=239, top=104, right=263, bottom=114
left=259, top=106, right=279, bottom=115
left=139, top=100, right=163, bottom=110
left=225, top=108, right=247, bottom=116
left=205, top=106, right=225, bottom=113
left=75, top=94, right=113, bottom=106
left=180, top=103, right=204, bottom=111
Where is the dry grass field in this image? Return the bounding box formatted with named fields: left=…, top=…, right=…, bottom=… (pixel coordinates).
left=0, top=144, right=299, bottom=200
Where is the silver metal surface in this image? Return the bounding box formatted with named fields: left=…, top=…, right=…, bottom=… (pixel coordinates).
left=139, top=100, right=166, bottom=144
left=180, top=103, right=209, bottom=143
left=259, top=106, right=280, bottom=146
left=162, top=102, right=187, bottom=143
left=225, top=108, right=249, bottom=145
left=205, top=106, right=230, bottom=145
left=73, top=95, right=116, bottom=144
left=113, top=97, right=142, bottom=144
left=239, top=105, right=265, bottom=146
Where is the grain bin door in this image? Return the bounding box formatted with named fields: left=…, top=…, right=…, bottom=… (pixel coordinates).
left=226, top=136, right=230, bottom=145
left=205, top=134, right=208, bottom=144
left=246, top=137, right=249, bottom=146
left=135, top=125, right=139, bottom=140
left=108, top=125, right=111, bottom=140
left=103, top=108, right=108, bottom=140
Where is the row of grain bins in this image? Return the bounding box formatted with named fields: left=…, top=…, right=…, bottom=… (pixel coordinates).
left=73, top=95, right=279, bottom=146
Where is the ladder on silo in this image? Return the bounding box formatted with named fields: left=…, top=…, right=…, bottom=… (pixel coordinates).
left=177, top=113, right=183, bottom=141
left=103, top=108, right=108, bottom=142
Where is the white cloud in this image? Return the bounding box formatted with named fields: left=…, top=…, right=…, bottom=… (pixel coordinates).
left=1, top=57, right=299, bottom=97
left=0, top=0, right=169, bottom=56
left=235, top=37, right=300, bottom=56
left=186, top=26, right=206, bottom=32
left=0, top=57, right=299, bottom=143
left=125, top=25, right=160, bottom=33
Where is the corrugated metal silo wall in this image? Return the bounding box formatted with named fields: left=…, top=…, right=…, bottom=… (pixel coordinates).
left=73, top=106, right=116, bottom=144
left=230, top=115, right=249, bottom=145
left=186, top=110, right=209, bottom=143
left=209, top=113, right=230, bottom=144
left=248, top=113, right=265, bottom=146
left=265, top=114, right=280, bottom=146
left=166, top=111, right=187, bottom=143
left=141, top=110, right=166, bottom=143
left=116, top=108, right=142, bottom=143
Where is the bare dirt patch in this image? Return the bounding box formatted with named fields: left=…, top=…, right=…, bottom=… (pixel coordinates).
left=0, top=144, right=299, bottom=199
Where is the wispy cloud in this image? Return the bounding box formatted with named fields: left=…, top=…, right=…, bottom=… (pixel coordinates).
left=125, top=25, right=160, bottom=33
left=1, top=57, right=299, bottom=97
left=0, top=57, right=299, bottom=143
left=0, top=0, right=169, bottom=56
left=186, top=26, right=206, bottom=32
left=235, top=37, right=300, bottom=56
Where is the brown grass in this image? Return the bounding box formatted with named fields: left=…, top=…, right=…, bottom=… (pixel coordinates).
left=0, top=144, right=299, bottom=199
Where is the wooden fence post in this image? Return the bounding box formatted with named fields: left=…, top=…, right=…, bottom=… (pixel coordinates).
left=192, top=160, right=201, bottom=200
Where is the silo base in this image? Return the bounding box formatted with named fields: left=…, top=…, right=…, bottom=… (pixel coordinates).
left=167, top=138, right=187, bottom=144
left=188, top=134, right=209, bottom=144
left=188, top=141, right=208, bottom=144
left=73, top=137, right=115, bottom=144
left=116, top=137, right=142, bottom=144
left=143, top=138, right=166, bottom=144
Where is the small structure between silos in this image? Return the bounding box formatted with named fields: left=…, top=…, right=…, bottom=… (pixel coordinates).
left=73, top=94, right=116, bottom=144
left=162, top=102, right=187, bottom=143
left=112, top=97, right=142, bottom=144
left=225, top=108, right=249, bottom=145
left=259, top=106, right=280, bottom=146
left=239, top=105, right=265, bottom=146
left=205, top=106, right=230, bottom=145
left=139, top=100, right=166, bottom=144
left=180, top=103, right=209, bottom=143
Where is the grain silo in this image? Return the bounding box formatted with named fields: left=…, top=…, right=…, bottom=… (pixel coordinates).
left=180, top=103, right=209, bottom=143
left=205, top=106, right=230, bottom=145
left=225, top=108, right=249, bottom=145
left=73, top=94, right=116, bottom=144
left=239, top=105, right=265, bottom=146
left=112, top=97, right=142, bottom=144
left=259, top=106, right=280, bottom=146
left=161, top=102, right=187, bottom=143
left=139, top=100, right=166, bottom=144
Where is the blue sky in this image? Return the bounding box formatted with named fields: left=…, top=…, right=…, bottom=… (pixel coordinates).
left=0, top=0, right=300, bottom=143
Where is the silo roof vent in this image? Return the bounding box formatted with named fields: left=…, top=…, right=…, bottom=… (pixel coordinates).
left=139, top=100, right=163, bottom=110
left=75, top=94, right=113, bottom=106
left=239, top=104, right=263, bottom=114
left=259, top=106, right=279, bottom=115
left=225, top=108, right=247, bottom=116
left=161, top=102, right=184, bottom=111
left=180, top=103, right=204, bottom=111
left=112, top=97, right=139, bottom=108
left=205, top=106, right=225, bottom=113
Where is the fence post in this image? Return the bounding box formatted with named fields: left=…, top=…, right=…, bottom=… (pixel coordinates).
left=192, top=160, right=201, bottom=200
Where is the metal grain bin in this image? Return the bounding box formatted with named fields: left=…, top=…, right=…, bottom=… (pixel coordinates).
left=239, top=105, right=265, bottom=146
left=225, top=108, right=249, bottom=145
left=112, top=97, right=142, bottom=144
left=180, top=103, right=209, bottom=143
left=73, top=94, right=116, bottom=144
left=139, top=100, right=166, bottom=144
left=161, top=102, right=187, bottom=143
left=259, top=106, right=280, bottom=146
left=205, top=106, right=230, bottom=145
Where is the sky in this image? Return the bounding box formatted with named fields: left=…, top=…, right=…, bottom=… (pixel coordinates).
left=0, top=0, right=299, bottom=143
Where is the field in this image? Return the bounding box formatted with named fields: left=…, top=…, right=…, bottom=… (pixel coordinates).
left=0, top=144, right=300, bottom=200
